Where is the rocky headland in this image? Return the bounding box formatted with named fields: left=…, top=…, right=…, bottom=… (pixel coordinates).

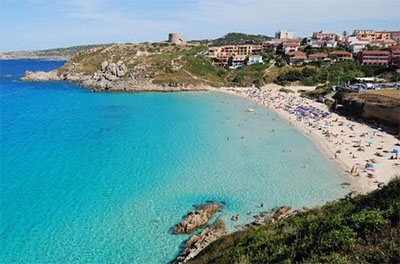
left=21, top=43, right=216, bottom=92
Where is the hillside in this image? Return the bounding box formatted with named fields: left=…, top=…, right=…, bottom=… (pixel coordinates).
left=190, top=177, right=400, bottom=263
left=0, top=44, right=113, bottom=61
left=191, top=32, right=272, bottom=46
left=21, top=41, right=274, bottom=91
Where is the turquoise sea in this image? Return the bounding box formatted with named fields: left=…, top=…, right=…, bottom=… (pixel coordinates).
left=0, top=60, right=348, bottom=263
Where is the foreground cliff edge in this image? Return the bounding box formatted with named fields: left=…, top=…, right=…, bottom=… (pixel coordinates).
left=21, top=42, right=217, bottom=92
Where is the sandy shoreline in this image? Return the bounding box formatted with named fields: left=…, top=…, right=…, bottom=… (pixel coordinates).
left=214, top=84, right=400, bottom=194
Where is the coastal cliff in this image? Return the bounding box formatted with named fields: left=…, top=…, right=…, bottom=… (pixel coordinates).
left=334, top=91, right=400, bottom=128
left=21, top=43, right=221, bottom=92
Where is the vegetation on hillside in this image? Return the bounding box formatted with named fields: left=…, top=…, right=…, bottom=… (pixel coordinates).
left=190, top=177, right=400, bottom=264
left=191, top=32, right=272, bottom=46
left=273, top=60, right=399, bottom=87
left=48, top=32, right=398, bottom=90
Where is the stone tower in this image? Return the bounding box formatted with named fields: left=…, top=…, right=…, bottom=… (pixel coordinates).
left=168, top=33, right=184, bottom=44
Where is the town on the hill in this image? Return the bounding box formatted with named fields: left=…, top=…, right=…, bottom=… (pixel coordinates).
left=201, top=29, right=400, bottom=69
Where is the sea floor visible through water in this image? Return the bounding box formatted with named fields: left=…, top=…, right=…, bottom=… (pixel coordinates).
left=0, top=60, right=349, bottom=263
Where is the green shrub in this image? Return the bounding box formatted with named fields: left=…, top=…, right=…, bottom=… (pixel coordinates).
left=350, top=209, right=386, bottom=232
left=319, top=226, right=357, bottom=252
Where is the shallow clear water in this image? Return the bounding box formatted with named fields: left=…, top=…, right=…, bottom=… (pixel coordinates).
left=0, top=60, right=348, bottom=263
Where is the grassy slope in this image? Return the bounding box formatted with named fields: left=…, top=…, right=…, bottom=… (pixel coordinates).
left=190, top=178, right=400, bottom=264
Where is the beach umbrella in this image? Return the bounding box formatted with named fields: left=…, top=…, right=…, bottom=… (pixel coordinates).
left=368, top=163, right=374, bottom=169
left=393, top=149, right=398, bottom=154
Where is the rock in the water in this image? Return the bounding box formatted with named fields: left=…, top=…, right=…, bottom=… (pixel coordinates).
left=171, top=219, right=226, bottom=264
left=21, top=70, right=60, bottom=81
left=171, top=203, right=222, bottom=235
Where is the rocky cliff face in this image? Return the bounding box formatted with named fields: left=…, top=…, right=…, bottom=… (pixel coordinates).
left=334, top=91, right=400, bottom=128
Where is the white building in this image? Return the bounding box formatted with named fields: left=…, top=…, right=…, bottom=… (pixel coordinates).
left=275, top=30, right=295, bottom=39
left=248, top=55, right=264, bottom=65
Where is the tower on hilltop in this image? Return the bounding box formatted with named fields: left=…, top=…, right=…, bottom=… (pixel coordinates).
left=168, top=33, right=184, bottom=44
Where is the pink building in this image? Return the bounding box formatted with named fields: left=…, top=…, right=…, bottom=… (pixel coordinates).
left=357, top=50, right=391, bottom=65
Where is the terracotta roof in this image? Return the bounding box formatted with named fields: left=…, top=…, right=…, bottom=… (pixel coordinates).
left=360, top=50, right=390, bottom=55
left=329, top=51, right=352, bottom=56
left=308, top=53, right=328, bottom=58
left=283, top=43, right=299, bottom=47
left=290, top=51, right=307, bottom=58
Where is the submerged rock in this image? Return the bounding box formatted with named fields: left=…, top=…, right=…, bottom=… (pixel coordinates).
left=171, top=202, right=223, bottom=235
left=21, top=70, right=60, bottom=81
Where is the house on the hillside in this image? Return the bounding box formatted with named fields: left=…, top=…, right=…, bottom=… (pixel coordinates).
left=289, top=51, right=307, bottom=65
left=357, top=50, right=391, bottom=65
left=313, top=30, right=337, bottom=41
left=389, top=45, right=400, bottom=65
left=230, top=55, right=247, bottom=68
left=308, top=53, right=329, bottom=62
left=280, top=39, right=301, bottom=54
left=329, top=51, right=352, bottom=61
left=248, top=55, right=263, bottom=65
left=262, top=40, right=282, bottom=52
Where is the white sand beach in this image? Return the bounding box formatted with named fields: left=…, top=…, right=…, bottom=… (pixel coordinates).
left=216, top=84, right=400, bottom=194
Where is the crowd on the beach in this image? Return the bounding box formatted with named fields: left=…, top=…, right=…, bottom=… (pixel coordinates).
left=220, top=86, right=400, bottom=192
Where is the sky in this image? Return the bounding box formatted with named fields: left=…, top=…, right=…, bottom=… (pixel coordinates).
left=0, top=0, right=399, bottom=52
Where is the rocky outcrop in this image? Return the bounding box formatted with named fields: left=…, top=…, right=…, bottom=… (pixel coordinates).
left=171, top=219, right=226, bottom=264
left=273, top=205, right=292, bottom=221
left=362, top=104, right=400, bottom=127
left=171, top=203, right=223, bottom=235
left=80, top=60, right=128, bottom=90
left=334, top=91, right=400, bottom=127
left=21, top=70, right=60, bottom=81
left=245, top=205, right=293, bottom=227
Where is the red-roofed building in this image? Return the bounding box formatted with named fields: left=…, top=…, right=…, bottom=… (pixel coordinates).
left=282, top=42, right=299, bottom=54
left=389, top=45, right=400, bottom=65
left=357, top=50, right=391, bottom=65
left=329, top=51, right=353, bottom=60
left=308, top=53, right=328, bottom=61
left=289, top=51, right=307, bottom=65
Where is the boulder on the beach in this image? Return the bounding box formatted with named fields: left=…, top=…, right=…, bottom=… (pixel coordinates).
left=171, top=202, right=223, bottom=235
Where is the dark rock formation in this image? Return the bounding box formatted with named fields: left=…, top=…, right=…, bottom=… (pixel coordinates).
left=171, top=203, right=223, bottom=235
